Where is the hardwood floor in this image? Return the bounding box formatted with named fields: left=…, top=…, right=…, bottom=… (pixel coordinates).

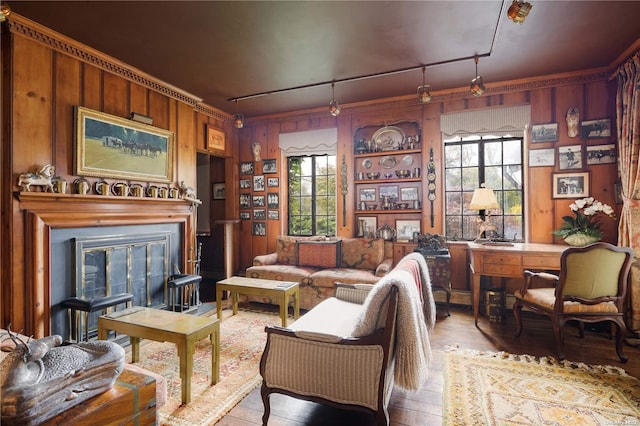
left=216, top=304, right=640, bottom=426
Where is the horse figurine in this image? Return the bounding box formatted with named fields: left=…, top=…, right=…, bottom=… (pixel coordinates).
left=475, top=216, right=498, bottom=240
left=17, top=164, right=55, bottom=192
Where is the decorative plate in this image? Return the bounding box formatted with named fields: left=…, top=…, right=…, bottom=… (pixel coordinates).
left=372, top=126, right=405, bottom=151
left=402, top=155, right=414, bottom=166
left=379, top=155, right=398, bottom=169
left=362, top=159, right=373, bottom=169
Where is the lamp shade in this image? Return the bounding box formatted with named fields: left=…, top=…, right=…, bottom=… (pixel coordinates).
left=469, top=185, right=499, bottom=210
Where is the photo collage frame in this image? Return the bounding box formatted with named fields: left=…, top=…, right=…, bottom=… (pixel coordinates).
left=239, top=157, right=280, bottom=232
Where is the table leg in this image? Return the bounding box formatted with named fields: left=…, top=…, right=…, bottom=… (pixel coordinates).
left=216, top=287, right=223, bottom=320
left=210, top=326, right=220, bottom=385
left=177, top=340, right=193, bottom=405
left=279, top=295, right=287, bottom=327
left=231, top=292, right=238, bottom=316
left=97, top=322, right=107, bottom=340
left=293, top=288, right=300, bottom=320
left=130, top=336, right=141, bottom=363
left=472, top=270, right=481, bottom=327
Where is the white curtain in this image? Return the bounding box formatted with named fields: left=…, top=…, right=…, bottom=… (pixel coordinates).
left=278, top=128, right=337, bottom=156
left=440, top=105, right=531, bottom=137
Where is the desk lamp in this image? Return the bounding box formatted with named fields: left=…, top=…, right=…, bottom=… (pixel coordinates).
left=469, top=183, right=499, bottom=241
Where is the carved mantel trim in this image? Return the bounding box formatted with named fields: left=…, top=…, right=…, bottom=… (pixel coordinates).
left=18, top=193, right=196, bottom=336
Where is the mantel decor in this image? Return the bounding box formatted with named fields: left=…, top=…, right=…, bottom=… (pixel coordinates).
left=75, top=106, right=174, bottom=183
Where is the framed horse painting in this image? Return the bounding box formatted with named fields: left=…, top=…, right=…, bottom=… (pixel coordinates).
left=74, top=106, right=174, bottom=182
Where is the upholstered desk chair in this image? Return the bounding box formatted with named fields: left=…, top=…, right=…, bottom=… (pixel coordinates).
left=513, top=242, right=633, bottom=363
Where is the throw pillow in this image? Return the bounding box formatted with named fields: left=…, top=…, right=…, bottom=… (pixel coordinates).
left=297, top=240, right=341, bottom=268
left=341, top=238, right=385, bottom=270
left=275, top=235, right=326, bottom=265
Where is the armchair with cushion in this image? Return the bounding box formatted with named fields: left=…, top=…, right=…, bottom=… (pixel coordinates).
left=512, top=242, right=633, bottom=362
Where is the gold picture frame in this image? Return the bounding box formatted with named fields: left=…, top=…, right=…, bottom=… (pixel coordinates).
left=75, top=106, right=174, bottom=183
left=206, top=124, right=226, bottom=153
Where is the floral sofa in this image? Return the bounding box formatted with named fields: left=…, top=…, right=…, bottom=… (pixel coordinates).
left=245, top=236, right=394, bottom=310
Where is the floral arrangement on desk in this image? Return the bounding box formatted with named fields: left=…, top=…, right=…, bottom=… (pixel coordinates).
left=552, top=197, right=616, bottom=246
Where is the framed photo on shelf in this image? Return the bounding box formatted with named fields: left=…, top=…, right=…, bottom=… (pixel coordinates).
left=253, top=175, right=265, bottom=191
left=239, top=194, right=251, bottom=209
left=580, top=119, right=611, bottom=139
left=396, top=220, right=421, bottom=241
left=400, top=186, right=419, bottom=201
left=529, top=148, right=555, bottom=167
left=552, top=171, right=589, bottom=199
left=262, top=159, right=277, bottom=174
left=240, top=179, right=251, bottom=189
left=357, top=216, right=377, bottom=238
left=252, top=195, right=265, bottom=207
left=253, top=209, right=266, bottom=220
left=379, top=185, right=399, bottom=199
left=359, top=188, right=376, bottom=202
left=212, top=183, right=225, bottom=199
left=267, top=177, right=279, bottom=187
left=240, top=161, right=254, bottom=175
left=74, top=106, right=174, bottom=182
left=586, top=144, right=616, bottom=165
left=252, top=222, right=266, bottom=236
left=267, top=193, right=279, bottom=209
left=558, top=145, right=583, bottom=170
left=268, top=210, right=279, bottom=220
left=531, top=123, right=558, bottom=143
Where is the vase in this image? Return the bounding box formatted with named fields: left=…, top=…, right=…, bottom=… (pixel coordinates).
left=564, top=233, right=600, bottom=246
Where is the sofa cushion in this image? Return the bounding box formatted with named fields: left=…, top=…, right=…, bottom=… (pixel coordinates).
left=310, top=268, right=380, bottom=288
left=275, top=236, right=325, bottom=265
left=289, top=297, right=363, bottom=337
left=246, top=264, right=318, bottom=284
left=297, top=240, right=341, bottom=268
left=341, top=238, right=385, bottom=270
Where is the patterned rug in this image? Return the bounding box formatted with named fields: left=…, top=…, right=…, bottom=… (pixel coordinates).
left=443, top=347, right=640, bottom=425
left=127, top=308, right=280, bottom=425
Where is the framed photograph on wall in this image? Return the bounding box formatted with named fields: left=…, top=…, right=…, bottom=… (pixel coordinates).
left=252, top=195, right=265, bottom=207
left=580, top=119, right=611, bottom=139
left=253, top=175, right=265, bottom=191
left=268, top=210, right=279, bottom=220
left=240, top=212, right=250, bottom=220
left=357, top=216, right=377, bottom=238
left=379, top=185, right=399, bottom=199
left=267, top=193, right=279, bottom=209
left=252, top=222, right=266, bottom=236
left=75, top=106, right=174, bottom=182
left=267, top=177, right=279, bottom=187
left=262, top=159, right=277, bottom=174
left=558, top=145, right=583, bottom=170
left=253, top=209, right=266, bottom=220
left=400, top=186, right=419, bottom=201
left=552, top=171, right=589, bottom=199
left=206, top=124, right=225, bottom=153
left=529, top=148, right=555, bottom=167
left=240, top=161, right=254, bottom=175
left=531, top=123, right=558, bottom=143
left=396, top=220, right=421, bottom=242
left=239, top=194, right=251, bottom=209
left=240, top=179, right=251, bottom=189
left=359, top=188, right=376, bottom=201
left=212, top=183, right=225, bottom=199
left=586, top=144, right=616, bottom=165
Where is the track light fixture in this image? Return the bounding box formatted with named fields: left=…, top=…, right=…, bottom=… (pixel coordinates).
left=233, top=99, right=244, bottom=129
left=328, top=82, right=340, bottom=117
left=507, top=0, right=532, bottom=24
left=417, top=66, right=432, bottom=103
left=0, top=3, right=11, bottom=22
left=470, top=55, right=486, bottom=97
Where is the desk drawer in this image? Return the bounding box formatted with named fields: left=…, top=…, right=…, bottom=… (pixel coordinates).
left=482, top=263, right=522, bottom=276
left=483, top=253, right=521, bottom=266
left=522, top=255, right=561, bottom=269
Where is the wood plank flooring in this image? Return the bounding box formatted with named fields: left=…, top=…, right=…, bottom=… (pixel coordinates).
left=216, top=304, right=640, bottom=426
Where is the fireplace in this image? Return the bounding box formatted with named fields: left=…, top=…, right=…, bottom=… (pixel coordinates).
left=18, top=193, right=195, bottom=338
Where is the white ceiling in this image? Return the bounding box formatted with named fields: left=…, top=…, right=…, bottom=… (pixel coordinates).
left=8, top=1, right=640, bottom=117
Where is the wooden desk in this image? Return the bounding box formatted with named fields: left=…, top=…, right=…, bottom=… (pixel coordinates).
left=98, top=307, right=220, bottom=405
left=216, top=276, right=299, bottom=326
left=468, top=243, right=566, bottom=325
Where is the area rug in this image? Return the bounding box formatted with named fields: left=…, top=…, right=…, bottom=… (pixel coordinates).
left=443, top=347, right=640, bottom=425
left=126, top=308, right=280, bottom=425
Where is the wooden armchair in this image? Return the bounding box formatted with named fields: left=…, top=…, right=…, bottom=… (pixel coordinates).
left=513, top=242, right=633, bottom=363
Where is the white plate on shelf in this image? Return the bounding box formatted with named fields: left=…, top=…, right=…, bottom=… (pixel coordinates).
left=362, top=159, right=373, bottom=169
left=402, top=155, right=414, bottom=166
left=372, top=126, right=405, bottom=151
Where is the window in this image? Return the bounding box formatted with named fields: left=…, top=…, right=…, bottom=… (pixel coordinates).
left=444, top=135, right=524, bottom=241
left=288, top=155, right=337, bottom=236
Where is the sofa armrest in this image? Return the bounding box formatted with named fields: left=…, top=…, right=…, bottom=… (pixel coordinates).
left=253, top=252, right=278, bottom=266
left=375, top=258, right=393, bottom=277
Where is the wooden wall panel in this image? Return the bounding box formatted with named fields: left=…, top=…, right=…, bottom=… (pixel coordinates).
left=54, top=53, right=81, bottom=180
left=149, top=90, right=170, bottom=131
left=103, top=72, right=128, bottom=118
left=129, top=83, right=148, bottom=116
left=82, top=63, right=102, bottom=111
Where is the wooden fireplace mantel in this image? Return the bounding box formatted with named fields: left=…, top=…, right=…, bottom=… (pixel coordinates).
left=17, top=192, right=197, bottom=337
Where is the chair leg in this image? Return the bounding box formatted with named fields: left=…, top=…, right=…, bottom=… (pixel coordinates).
left=552, top=318, right=566, bottom=360
left=260, top=383, right=271, bottom=426
left=613, top=320, right=629, bottom=363
left=513, top=300, right=523, bottom=336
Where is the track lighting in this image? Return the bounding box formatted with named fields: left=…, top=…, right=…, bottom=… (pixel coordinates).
left=417, top=66, right=432, bottom=103
left=470, top=55, right=485, bottom=97
left=507, top=0, right=532, bottom=24
left=233, top=99, right=244, bottom=129
left=329, top=82, right=340, bottom=117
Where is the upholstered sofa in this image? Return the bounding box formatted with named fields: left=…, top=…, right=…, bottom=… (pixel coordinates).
left=246, top=236, right=394, bottom=310
left=259, top=253, right=436, bottom=426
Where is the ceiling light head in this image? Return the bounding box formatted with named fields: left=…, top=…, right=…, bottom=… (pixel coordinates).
left=507, top=0, right=532, bottom=24
left=417, top=66, right=432, bottom=103
left=233, top=114, right=244, bottom=129
left=0, top=3, right=11, bottom=22
left=470, top=55, right=485, bottom=97
left=329, top=82, right=340, bottom=117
